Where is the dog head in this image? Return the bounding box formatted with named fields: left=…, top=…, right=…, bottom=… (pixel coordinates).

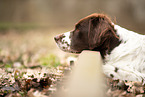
left=54, top=13, right=120, bottom=58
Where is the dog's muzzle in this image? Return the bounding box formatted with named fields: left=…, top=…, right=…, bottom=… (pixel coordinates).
left=54, top=32, right=71, bottom=52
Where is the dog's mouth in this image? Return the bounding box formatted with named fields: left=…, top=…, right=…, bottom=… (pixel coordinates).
left=54, top=41, right=81, bottom=54
left=64, top=50, right=81, bottom=54
left=68, top=50, right=82, bottom=54
left=56, top=43, right=81, bottom=54
left=54, top=33, right=81, bottom=54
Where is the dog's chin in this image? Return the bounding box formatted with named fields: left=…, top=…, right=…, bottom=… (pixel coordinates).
left=59, top=47, right=81, bottom=54
left=69, top=50, right=82, bottom=54
left=56, top=43, right=82, bottom=54
left=64, top=49, right=81, bottom=54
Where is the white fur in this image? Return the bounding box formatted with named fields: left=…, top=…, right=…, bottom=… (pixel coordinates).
left=63, top=31, right=71, bottom=45
left=55, top=25, right=145, bottom=82
left=103, top=24, right=145, bottom=82
left=56, top=31, right=71, bottom=52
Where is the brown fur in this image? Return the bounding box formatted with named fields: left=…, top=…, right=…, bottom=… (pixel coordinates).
left=71, top=13, right=121, bottom=58
left=54, top=13, right=121, bottom=58
left=77, top=13, right=113, bottom=27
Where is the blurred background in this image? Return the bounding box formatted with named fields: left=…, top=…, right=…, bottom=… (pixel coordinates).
left=0, top=1, right=145, bottom=96
left=0, top=0, right=145, bottom=63
left=0, top=0, right=145, bottom=33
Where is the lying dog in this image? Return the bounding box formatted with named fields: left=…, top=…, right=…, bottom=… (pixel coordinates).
left=54, top=13, right=145, bottom=82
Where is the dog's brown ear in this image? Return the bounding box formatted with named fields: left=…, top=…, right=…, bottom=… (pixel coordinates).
left=88, top=16, right=117, bottom=50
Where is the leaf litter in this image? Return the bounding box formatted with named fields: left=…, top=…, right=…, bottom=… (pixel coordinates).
left=0, top=31, right=145, bottom=97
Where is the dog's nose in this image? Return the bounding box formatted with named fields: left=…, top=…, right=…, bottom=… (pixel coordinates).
left=54, top=34, right=65, bottom=42
left=54, top=36, right=60, bottom=42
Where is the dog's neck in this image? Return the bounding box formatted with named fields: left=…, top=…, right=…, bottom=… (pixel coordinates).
left=104, top=24, right=145, bottom=73
left=92, top=27, right=121, bottom=59
left=93, top=38, right=121, bottom=59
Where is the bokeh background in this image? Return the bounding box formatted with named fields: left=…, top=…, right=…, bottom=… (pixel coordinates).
left=0, top=0, right=145, bottom=33
left=0, top=1, right=145, bottom=96
left=0, top=0, right=145, bottom=60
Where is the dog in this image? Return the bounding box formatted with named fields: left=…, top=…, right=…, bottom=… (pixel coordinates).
left=54, top=13, right=145, bottom=82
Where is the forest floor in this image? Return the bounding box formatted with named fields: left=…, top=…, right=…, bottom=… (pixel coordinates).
left=0, top=29, right=145, bottom=97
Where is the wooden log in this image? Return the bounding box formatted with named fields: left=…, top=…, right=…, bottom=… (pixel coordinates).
left=67, top=50, right=105, bottom=97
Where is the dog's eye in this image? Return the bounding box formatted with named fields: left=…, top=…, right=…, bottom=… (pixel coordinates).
left=75, top=24, right=80, bottom=29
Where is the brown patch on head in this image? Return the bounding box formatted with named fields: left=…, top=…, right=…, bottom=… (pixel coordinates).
left=86, top=13, right=120, bottom=58
left=69, top=13, right=120, bottom=58
left=77, top=13, right=113, bottom=26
